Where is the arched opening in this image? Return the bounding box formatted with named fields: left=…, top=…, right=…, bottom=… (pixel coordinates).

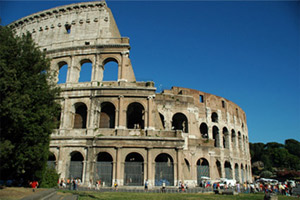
left=241, top=164, right=244, bottom=183
left=58, top=62, right=68, bottom=84
left=223, top=127, right=229, bottom=149
left=124, top=153, right=144, bottom=186
left=197, top=158, right=210, bottom=185
left=172, top=113, right=188, bottom=133
left=103, top=59, right=118, bottom=81
left=211, top=112, right=218, bottom=123
left=99, top=102, right=115, bottom=128
left=69, top=151, right=84, bottom=180
left=235, top=164, right=239, bottom=182
left=54, top=107, right=61, bottom=129
left=224, top=161, right=232, bottom=179
left=95, top=152, right=113, bottom=186
left=213, top=126, right=219, bottom=147
left=231, top=130, right=236, bottom=148
left=216, top=160, right=221, bottom=179
left=155, top=153, right=174, bottom=186
left=127, top=103, right=144, bottom=129
left=200, top=123, right=208, bottom=139
left=238, top=132, right=242, bottom=151
left=47, top=152, right=56, bottom=169
left=79, top=59, right=92, bottom=82
left=243, top=135, right=246, bottom=152
left=159, top=113, right=165, bottom=129
left=74, top=103, right=87, bottom=129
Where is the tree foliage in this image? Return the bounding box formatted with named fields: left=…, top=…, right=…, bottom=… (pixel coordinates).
left=0, top=26, right=60, bottom=182
left=250, top=139, right=300, bottom=176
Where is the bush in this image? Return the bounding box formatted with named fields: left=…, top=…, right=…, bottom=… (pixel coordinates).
left=259, top=170, right=273, bottom=178
left=39, top=166, right=59, bottom=188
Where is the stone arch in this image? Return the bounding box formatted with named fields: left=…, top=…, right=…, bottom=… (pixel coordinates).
left=155, top=153, right=174, bottom=186
left=245, top=164, right=248, bottom=182
left=124, top=152, right=144, bottom=186
left=47, top=152, right=56, bottom=169
left=223, top=127, right=229, bottom=149
left=95, top=152, right=113, bottom=186
left=172, top=112, right=188, bottom=133
left=200, top=123, right=208, bottom=139
left=213, top=126, right=219, bottom=147
left=238, top=131, right=242, bottom=151
left=211, top=112, right=218, bottom=123
left=69, top=151, right=84, bottom=180
left=79, top=59, right=92, bottom=82
left=231, top=129, right=236, bottom=148
left=224, top=161, right=232, bottom=179
left=73, top=102, right=87, bottom=129
left=197, top=158, right=210, bottom=185
left=241, top=164, right=245, bottom=183
left=57, top=61, right=68, bottom=84
left=99, top=102, right=115, bottom=128
left=103, top=57, right=119, bottom=81
left=126, top=102, right=145, bottom=129
left=235, top=163, right=239, bottom=182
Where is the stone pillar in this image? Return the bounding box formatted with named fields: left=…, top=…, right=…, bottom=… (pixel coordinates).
left=115, top=147, right=123, bottom=185
left=176, top=148, right=183, bottom=184
left=146, top=148, right=153, bottom=187
left=57, top=147, right=64, bottom=178
left=147, top=95, right=155, bottom=130
left=117, top=95, right=125, bottom=129
left=67, top=56, right=80, bottom=83
left=82, top=148, right=88, bottom=184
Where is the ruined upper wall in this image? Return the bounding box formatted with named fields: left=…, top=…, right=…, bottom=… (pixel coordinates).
left=9, top=1, right=126, bottom=51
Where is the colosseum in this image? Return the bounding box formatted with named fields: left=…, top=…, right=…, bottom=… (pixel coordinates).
left=9, top=1, right=251, bottom=187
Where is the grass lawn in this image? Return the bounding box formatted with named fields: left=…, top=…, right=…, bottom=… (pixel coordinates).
left=61, top=191, right=297, bottom=200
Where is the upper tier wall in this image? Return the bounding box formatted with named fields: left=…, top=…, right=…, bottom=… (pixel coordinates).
left=9, top=1, right=124, bottom=51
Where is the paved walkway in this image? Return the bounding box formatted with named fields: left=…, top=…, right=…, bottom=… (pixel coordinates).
left=21, top=189, right=77, bottom=200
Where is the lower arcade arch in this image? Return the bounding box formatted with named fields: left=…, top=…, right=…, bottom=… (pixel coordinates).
left=124, top=153, right=144, bottom=186
left=216, top=160, right=222, bottom=179
left=47, top=152, right=56, bottom=169
left=196, top=158, right=210, bottom=186
left=241, top=164, right=245, bottom=183
left=94, top=152, right=113, bottom=186
left=224, top=161, right=233, bottom=179
left=235, top=163, right=239, bottom=182
left=69, top=151, right=84, bottom=180
left=155, top=153, right=174, bottom=186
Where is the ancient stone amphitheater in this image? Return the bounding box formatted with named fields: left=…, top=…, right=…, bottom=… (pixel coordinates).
left=10, top=1, right=251, bottom=187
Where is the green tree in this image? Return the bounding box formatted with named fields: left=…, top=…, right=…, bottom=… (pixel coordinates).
left=285, top=139, right=300, bottom=158
left=0, top=26, right=60, bottom=182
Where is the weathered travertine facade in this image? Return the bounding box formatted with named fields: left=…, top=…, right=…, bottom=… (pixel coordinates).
left=10, top=1, right=251, bottom=187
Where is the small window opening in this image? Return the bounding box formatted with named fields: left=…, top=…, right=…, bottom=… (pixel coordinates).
left=65, top=24, right=71, bottom=34
left=85, top=42, right=90, bottom=45
left=199, top=95, right=204, bottom=103
left=222, top=100, right=225, bottom=108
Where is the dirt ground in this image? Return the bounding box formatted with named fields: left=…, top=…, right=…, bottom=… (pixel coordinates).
left=0, top=187, right=47, bottom=200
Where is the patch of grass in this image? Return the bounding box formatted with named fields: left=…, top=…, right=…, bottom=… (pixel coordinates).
left=60, top=191, right=297, bottom=200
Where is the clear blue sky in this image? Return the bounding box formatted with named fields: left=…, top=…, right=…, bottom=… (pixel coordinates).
left=1, top=0, right=299, bottom=144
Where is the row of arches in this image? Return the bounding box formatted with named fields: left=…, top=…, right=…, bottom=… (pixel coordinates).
left=57, top=59, right=118, bottom=84
left=48, top=152, right=250, bottom=186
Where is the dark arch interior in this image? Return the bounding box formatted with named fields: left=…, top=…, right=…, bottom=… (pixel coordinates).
left=97, top=152, right=113, bottom=162
left=71, top=152, right=84, bottom=161
left=125, top=153, right=144, bottom=162
left=197, top=158, right=209, bottom=166
left=74, top=103, right=87, bottom=128
left=99, top=102, right=115, bottom=128
left=127, top=103, right=144, bottom=129
left=155, top=153, right=173, bottom=163
left=172, top=113, right=188, bottom=132
left=159, top=113, right=165, bottom=129
left=200, top=123, right=208, bottom=138
left=213, top=126, right=219, bottom=147
left=225, top=161, right=231, bottom=168
left=211, top=112, right=218, bottom=123
left=48, top=153, right=56, bottom=161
